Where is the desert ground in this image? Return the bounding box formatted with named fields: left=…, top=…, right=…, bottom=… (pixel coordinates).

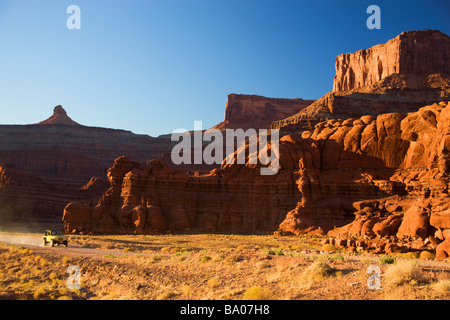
left=0, top=230, right=449, bottom=300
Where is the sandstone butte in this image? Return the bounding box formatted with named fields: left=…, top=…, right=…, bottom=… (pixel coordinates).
left=62, top=30, right=450, bottom=259
left=212, top=94, right=314, bottom=130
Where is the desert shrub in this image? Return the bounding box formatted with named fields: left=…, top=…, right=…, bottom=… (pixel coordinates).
left=33, top=287, right=45, bottom=299
left=242, top=286, right=272, bottom=300
left=262, top=248, right=275, bottom=255
left=22, top=279, right=35, bottom=289
left=274, top=247, right=284, bottom=256
left=384, top=260, right=424, bottom=286
left=379, top=255, right=396, bottom=265
left=431, top=279, right=450, bottom=293
left=327, top=254, right=345, bottom=262
left=21, top=248, right=33, bottom=255
left=160, top=247, right=172, bottom=253
left=321, top=244, right=337, bottom=252
left=49, top=272, right=58, bottom=280
left=213, top=253, right=225, bottom=262
left=9, top=247, right=19, bottom=254
left=158, top=290, right=177, bottom=300
left=300, top=261, right=334, bottom=285
left=172, top=250, right=190, bottom=258
left=200, top=255, right=212, bottom=263
left=223, top=254, right=243, bottom=266
left=39, top=258, right=49, bottom=267
left=149, top=254, right=162, bottom=263
left=419, top=251, right=435, bottom=260
left=207, top=278, right=220, bottom=288
left=181, top=285, right=191, bottom=299
left=401, top=252, right=419, bottom=259
left=62, top=256, right=72, bottom=264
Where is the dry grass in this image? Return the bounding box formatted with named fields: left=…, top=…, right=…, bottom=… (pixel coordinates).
left=299, top=261, right=334, bottom=288
left=0, top=233, right=449, bottom=300
left=242, top=286, right=273, bottom=300
left=431, top=279, right=450, bottom=293
left=384, top=260, right=425, bottom=287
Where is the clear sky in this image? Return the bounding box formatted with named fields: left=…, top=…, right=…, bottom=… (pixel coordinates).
left=0, top=0, right=448, bottom=136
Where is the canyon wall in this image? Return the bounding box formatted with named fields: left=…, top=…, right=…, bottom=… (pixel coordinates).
left=213, top=94, right=313, bottom=130
left=332, top=30, right=450, bottom=92
left=0, top=164, right=108, bottom=225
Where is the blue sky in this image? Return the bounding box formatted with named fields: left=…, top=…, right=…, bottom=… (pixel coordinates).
left=0, top=0, right=448, bottom=136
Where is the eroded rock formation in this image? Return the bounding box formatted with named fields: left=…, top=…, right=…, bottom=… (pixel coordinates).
left=213, top=94, right=313, bottom=130
left=63, top=101, right=450, bottom=259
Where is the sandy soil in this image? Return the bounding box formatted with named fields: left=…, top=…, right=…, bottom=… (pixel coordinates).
left=0, top=232, right=449, bottom=300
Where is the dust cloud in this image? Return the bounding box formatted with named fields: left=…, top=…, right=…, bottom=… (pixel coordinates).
left=0, top=232, right=43, bottom=247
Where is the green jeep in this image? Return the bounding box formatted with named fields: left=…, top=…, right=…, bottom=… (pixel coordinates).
left=43, top=230, right=68, bottom=247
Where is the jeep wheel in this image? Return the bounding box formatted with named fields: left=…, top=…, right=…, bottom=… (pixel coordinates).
left=43, top=239, right=47, bottom=246
left=63, top=241, right=68, bottom=247
left=50, top=240, right=55, bottom=247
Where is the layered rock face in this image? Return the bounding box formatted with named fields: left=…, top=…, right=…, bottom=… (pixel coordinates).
left=63, top=155, right=300, bottom=234
left=213, top=94, right=313, bottom=130
left=333, top=30, right=450, bottom=92
left=0, top=164, right=108, bottom=224
left=272, top=30, right=450, bottom=134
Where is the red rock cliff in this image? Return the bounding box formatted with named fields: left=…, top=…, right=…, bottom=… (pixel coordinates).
left=333, top=30, right=450, bottom=92
left=213, top=94, right=313, bottom=130
left=273, top=30, right=450, bottom=133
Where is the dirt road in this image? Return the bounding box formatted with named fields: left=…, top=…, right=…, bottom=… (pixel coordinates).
left=0, top=232, right=131, bottom=259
